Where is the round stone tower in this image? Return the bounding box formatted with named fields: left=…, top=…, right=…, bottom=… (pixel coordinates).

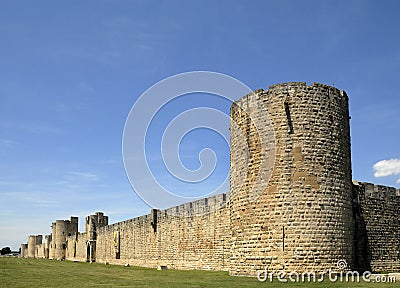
left=229, top=82, right=353, bottom=276
left=20, top=243, right=28, bottom=258
left=44, top=235, right=51, bottom=259
left=49, top=222, right=56, bottom=259
left=49, top=217, right=79, bottom=260
left=27, top=235, right=36, bottom=258
left=55, top=220, right=67, bottom=260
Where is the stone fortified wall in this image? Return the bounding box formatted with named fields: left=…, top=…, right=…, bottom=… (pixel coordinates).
left=21, top=182, right=399, bottom=274
left=95, top=194, right=229, bottom=271
left=19, top=82, right=400, bottom=276
left=353, top=182, right=400, bottom=272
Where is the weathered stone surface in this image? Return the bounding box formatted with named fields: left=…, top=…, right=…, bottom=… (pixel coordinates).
left=353, top=182, right=400, bottom=272
left=95, top=194, right=230, bottom=271
left=20, top=82, right=400, bottom=276
left=230, top=82, right=353, bottom=276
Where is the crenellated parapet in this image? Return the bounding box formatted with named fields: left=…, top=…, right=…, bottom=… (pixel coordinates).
left=353, top=181, right=400, bottom=272
left=354, top=181, right=400, bottom=200
left=163, top=193, right=227, bottom=217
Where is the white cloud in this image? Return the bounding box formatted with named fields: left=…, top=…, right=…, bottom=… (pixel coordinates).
left=397, top=179, right=400, bottom=184
left=373, top=159, right=400, bottom=177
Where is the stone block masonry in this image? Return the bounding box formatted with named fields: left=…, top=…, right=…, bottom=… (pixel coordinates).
left=19, top=82, right=400, bottom=276
left=20, top=243, right=28, bottom=258
left=353, top=181, right=400, bottom=272
left=27, top=235, right=42, bottom=258
left=95, top=194, right=230, bottom=271
left=48, top=217, right=78, bottom=260
left=230, top=82, right=353, bottom=276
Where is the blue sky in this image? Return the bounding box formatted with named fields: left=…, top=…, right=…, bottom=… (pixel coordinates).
left=0, top=0, right=399, bottom=250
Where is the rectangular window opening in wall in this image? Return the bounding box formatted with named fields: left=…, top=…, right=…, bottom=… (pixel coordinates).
left=116, top=252, right=120, bottom=259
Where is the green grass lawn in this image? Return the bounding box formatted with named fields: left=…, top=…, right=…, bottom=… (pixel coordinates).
left=0, top=257, right=396, bottom=288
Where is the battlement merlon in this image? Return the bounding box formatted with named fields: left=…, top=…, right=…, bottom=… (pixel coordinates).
left=268, top=82, right=346, bottom=97
left=163, top=193, right=228, bottom=217
left=97, top=194, right=228, bottom=234
left=232, top=82, right=348, bottom=109
left=353, top=180, right=400, bottom=199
